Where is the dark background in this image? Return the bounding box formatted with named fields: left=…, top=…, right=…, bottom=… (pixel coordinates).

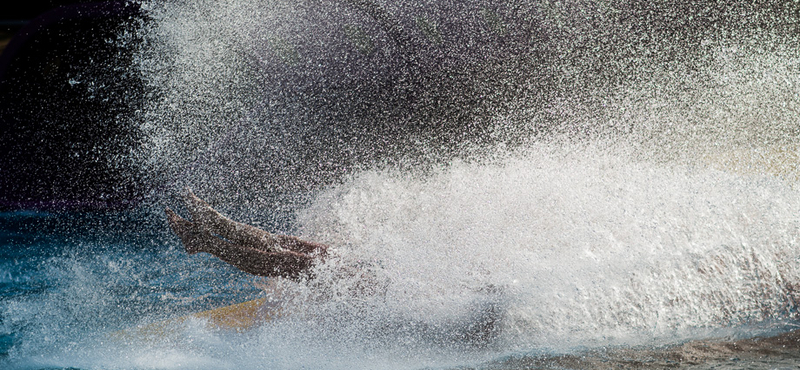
left=2, top=1, right=797, bottom=212
left=0, top=1, right=144, bottom=211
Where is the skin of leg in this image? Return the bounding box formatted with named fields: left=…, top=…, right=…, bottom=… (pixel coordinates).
left=201, top=238, right=316, bottom=279
left=166, top=208, right=316, bottom=279
left=184, top=189, right=328, bottom=256
left=165, top=208, right=214, bottom=255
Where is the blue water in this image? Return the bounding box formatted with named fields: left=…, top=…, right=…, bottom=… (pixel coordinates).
left=0, top=208, right=267, bottom=369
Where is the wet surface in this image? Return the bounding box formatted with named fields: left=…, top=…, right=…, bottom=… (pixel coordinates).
left=490, top=330, right=800, bottom=369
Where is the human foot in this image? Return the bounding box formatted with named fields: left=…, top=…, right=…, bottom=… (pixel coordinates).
left=165, top=207, right=205, bottom=255
left=183, top=188, right=227, bottom=232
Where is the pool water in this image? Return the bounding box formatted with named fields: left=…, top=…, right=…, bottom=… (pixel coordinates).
left=5, top=1, right=800, bottom=368
left=3, top=147, right=800, bottom=370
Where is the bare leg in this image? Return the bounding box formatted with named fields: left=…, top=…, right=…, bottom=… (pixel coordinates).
left=184, top=190, right=327, bottom=256
left=166, top=208, right=319, bottom=279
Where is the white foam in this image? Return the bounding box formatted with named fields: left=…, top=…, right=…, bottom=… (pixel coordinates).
left=297, top=143, right=800, bottom=350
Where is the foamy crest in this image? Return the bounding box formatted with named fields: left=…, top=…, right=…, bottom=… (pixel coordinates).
left=297, top=143, right=800, bottom=349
